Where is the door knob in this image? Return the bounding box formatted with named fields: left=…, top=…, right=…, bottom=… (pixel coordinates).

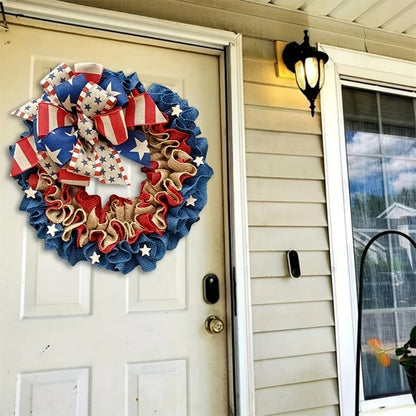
left=205, top=315, right=224, bottom=334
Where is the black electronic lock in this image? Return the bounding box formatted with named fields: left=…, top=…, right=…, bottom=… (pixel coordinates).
left=203, top=274, right=220, bottom=304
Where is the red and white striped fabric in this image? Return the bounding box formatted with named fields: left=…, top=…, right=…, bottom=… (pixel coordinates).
left=36, top=102, right=75, bottom=138
left=58, top=168, right=91, bottom=186
left=125, top=91, right=167, bottom=127
left=74, top=62, right=104, bottom=84
left=10, top=135, right=39, bottom=176
left=93, top=107, right=128, bottom=145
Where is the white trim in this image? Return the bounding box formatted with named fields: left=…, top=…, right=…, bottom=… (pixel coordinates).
left=341, top=79, right=416, bottom=97
left=320, top=44, right=416, bottom=416
left=361, top=395, right=415, bottom=414
left=321, top=45, right=416, bottom=90
left=320, top=45, right=357, bottom=416
left=3, top=0, right=235, bottom=49
left=226, top=33, right=256, bottom=416
left=2, top=1, right=254, bottom=414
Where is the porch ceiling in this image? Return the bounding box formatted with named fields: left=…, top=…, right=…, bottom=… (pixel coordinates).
left=244, top=0, right=416, bottom=37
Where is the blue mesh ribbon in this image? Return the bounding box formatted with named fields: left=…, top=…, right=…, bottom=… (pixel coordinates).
left=10, top=67, right=214, bottom=274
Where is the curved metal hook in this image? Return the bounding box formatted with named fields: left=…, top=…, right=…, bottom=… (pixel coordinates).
left=355, top=230, right=416, bottom=415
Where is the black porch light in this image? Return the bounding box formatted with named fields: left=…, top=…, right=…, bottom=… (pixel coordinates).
left=282, top=30, right=328, bottom=117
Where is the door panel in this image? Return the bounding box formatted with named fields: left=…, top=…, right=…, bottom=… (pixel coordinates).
left=17, top=368, right=90, bottom=416
left=0, top=22, right=228, bottom=416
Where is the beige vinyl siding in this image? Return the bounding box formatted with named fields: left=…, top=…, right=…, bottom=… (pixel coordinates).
left=251, top=251, right=330, bottom=279
left=255, top=380, right=339, bottom=415
left=244, top=51, right=337, bottom=415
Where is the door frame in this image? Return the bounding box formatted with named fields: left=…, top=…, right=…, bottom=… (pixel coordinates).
left=3, top=0, right=255, bottom=414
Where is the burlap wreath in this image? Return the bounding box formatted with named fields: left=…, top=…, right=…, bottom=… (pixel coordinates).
left=9, top=63, right=213, bottom=273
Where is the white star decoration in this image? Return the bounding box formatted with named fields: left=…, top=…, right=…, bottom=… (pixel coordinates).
left=139, top=244, right=151, bottom=256
left=90, top=251, right=100, bottom=264
left=45, top=144, right=63, bottom=165
left=65, top=127, right=76, bottom=137
left=194, top=156, right=204, bottom=167
left=186, top=195, right=197, bottom=206
left=130, top=138, right=150, bottom=159
left=47, top=223, right=58, bottom=237
left=24, top=187, right=37, bottom=199
left=61, top=95, right=74, bottom=112
left=171, top=104, right=183, bottom=117
left=105, top=82, right=121, bottom=97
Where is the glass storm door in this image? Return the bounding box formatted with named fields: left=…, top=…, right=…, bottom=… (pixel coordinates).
left=343, top=86, right=416, bottom=399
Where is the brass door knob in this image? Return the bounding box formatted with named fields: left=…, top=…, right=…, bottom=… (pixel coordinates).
left=205, top=315, right=224, bottom=334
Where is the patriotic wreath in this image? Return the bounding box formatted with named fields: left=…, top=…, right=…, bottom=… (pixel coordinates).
left=9, top=63, right=213, bottom=273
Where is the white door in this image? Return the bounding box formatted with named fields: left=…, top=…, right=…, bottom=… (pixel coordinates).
left=0, top=21, right=229, bottom=416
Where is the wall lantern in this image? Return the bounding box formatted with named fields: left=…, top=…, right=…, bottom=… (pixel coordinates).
left=282, top=30, right=328, bottom=117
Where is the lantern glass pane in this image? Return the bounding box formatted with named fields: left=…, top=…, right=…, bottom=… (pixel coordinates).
left=305, top=57, right=319, bottom=88
left=294, top=60, right=306, bottom=90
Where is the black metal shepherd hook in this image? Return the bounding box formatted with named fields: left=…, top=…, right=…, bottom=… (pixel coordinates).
left=355, top=230, right=416, bottom=415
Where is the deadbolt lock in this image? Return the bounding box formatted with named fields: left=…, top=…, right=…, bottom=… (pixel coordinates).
left=205, top=315, right=224, bottom=334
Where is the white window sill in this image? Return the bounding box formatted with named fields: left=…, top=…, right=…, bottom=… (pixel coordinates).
left=362, top=405, right=415, bottom=416
left=361, top=395, right=415, bottom=415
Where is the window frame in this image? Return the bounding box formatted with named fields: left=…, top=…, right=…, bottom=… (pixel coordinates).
left=320, top=44, right=416, bottom=415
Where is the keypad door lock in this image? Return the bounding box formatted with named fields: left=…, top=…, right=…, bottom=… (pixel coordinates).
left=203, top=274, right=220, bottom=304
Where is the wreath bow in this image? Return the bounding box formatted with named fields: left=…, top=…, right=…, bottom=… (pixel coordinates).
left=10, top=62, right=167, bottom=186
